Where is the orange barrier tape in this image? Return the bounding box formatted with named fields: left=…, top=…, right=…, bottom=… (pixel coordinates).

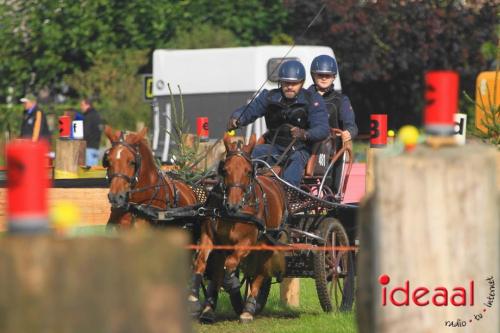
left=186, top=244, right=358, bottom=252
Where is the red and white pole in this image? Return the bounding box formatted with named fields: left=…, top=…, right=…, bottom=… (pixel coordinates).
left=6, top=139, right=50, bottom=233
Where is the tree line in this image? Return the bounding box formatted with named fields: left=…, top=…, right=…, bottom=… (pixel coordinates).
left=0, top=0, right=497, bottom=134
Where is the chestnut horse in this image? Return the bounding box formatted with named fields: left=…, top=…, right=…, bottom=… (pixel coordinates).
left=103, top=126, right=198, bottom=228
left=190, top=133, right=288, bottom=323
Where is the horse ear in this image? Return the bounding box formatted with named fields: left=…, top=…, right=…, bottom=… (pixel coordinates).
left=137, top=127, right=148, bottom=139
left=243, top=133, right=256, bottom=154
left=129, top=127, right=148, bottom=144
left=104, top=125, right=118, bottom=142
left=223, top=132, right=232, bottom=152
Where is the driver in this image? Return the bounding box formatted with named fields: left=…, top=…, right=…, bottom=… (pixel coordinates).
left=227, top=60, right=329, bottom=186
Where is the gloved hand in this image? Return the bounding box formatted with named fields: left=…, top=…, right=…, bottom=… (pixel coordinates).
left=227, top=118, right=239, bottom=131
left=341, top=130, right=351, bottom=143
left=290, top=127, right=308, bottom=140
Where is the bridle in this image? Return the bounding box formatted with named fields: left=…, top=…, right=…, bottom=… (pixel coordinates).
left=219, top=149, right=258, bottom=211
left=102, top=133, right=142, bottom=188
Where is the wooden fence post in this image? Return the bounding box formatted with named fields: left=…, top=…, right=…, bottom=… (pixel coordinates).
left=0, top=230, right=191, bottom=333
left=55, top=139, right=86, bottom=178
left=357, top=144, right=499, bottom=333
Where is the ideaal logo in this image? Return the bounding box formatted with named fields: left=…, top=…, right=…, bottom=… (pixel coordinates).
left=379, top=274, right=496, bottom=328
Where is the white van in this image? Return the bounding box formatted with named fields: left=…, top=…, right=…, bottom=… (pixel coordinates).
left=151, top=45, right=340, bottom=162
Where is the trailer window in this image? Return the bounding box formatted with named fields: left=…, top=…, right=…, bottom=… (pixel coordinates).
left=267, top=57, right=300, bottom=82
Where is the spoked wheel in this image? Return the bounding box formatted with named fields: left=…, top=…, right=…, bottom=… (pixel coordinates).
left=313, top=217, right=355, bottom=312
left=229, top=273, right=272, bottom=315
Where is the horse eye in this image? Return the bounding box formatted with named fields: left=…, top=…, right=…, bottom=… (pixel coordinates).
left=129, top=160, right=136, bottom=166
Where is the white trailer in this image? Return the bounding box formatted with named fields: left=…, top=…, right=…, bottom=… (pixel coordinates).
left=151, top=45, right=341, bottom=162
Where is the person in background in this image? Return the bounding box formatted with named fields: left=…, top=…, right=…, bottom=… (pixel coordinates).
left=20, top=93, right=51, bottom=142
left=79, top=98, right=103, bottom=166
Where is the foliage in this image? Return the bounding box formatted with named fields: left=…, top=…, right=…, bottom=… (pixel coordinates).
left=63, top=50, right=150, bottom=130
left=0, top=104, right=22, bottom=139
left=0, top=0, right=288, bottom=131
left=166, top=24, right=239, bottom=49
left=0, top=0, right=287, bottom=99
left=166, top=84, right=213, bottom=184
left=285, top=0, right=499, bottom=133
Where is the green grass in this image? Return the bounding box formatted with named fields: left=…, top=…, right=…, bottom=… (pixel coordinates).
left=194, top=279, right=357, bottom=333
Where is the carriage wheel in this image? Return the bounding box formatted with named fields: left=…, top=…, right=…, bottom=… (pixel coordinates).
left=229, top=274, right=272, bottom=315
left=313, top=217, right=354, bottom=312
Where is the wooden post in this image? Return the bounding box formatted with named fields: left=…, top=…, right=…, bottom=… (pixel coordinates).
left=54, top=139, right=86, bottom=178
left=0, top=230, right=191, bottom=333
left=365, top=147, right=376, bottom=195
left=357, top=145, right=499, bottom=333
left=280, top=278, right=300, bottom=307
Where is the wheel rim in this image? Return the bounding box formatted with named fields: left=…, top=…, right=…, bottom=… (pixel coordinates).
left=325, top=226, right=349, bottom=310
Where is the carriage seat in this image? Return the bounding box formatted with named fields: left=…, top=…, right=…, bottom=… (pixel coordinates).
left=304, top=135, right=337, bottom=178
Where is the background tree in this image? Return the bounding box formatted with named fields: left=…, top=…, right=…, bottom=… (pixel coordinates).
left=0, top=0, right=288, bottom=131
left=285, top=0, right=499, bottom=133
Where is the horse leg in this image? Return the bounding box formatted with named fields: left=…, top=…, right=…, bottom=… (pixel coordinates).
left=190, top=219, right=214, bottom=317
left=106, top=208, right=133, bottom=231
left=199, top=250, right=225, bottom=324
left=240, top=273, right=267, bottom=323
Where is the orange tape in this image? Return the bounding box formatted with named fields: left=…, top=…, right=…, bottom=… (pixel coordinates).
left=186, top=244, right=358, bottom=252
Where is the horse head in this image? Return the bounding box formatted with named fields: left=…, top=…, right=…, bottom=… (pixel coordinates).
left=221, top=133, right=256, bottom=214
left=103, top=125, right=148, bottom=209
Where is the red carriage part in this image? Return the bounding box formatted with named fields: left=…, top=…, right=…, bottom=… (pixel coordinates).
left=197, top=117, right=209, bottom=141
left=370, top=114, right=388, bottom=148
left=6, top=139, right=50, bottom=232
left=424, top=71, right=459, bottom=135
left=58, top=115, right=71, bottom=138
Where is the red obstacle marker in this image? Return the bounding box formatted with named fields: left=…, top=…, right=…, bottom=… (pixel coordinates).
left=370, top=114, right=388, bottom=148
left=197, top=117, right=209, bottom=142
left=6, top=139, right=50, bottom=233
left=424, top=71, right=459, bottom=135
left=59, top=115, right=71, bottom=138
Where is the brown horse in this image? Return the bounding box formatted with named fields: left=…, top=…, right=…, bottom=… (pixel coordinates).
left=103, top=126, right=198, bottom=228
left=190, top=133, right=288, bottom=323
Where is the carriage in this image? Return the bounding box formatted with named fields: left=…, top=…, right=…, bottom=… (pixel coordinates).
left=103, top=126, right=357, bottom=322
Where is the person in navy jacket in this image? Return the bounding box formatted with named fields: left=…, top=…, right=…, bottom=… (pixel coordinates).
left=308, top=55, right=358, bottom=142
left=227, top=60, right=329, bottom=186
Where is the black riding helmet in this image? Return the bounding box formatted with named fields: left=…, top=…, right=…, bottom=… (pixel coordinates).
left=278, top=60, right=306, bottom=82
left=310, top=55, right=338, bottom=76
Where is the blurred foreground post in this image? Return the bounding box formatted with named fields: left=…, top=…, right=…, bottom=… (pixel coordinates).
left=6, top=139, right=50, bottom=233
left=0, top=230, right=191, bottom=333
left=357, top=144, right=499, bottom=333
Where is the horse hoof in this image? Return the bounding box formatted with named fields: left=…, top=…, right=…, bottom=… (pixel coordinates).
left=188, top=297, right=202, bottom=318
left=239, top=311, right=254, bottom=323
left=199, top=306, right=216, bottom=324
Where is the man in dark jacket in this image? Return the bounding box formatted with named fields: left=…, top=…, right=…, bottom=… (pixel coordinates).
left=20, top=93, right=51, bottom=142
left=227, top=60, right=329, bottom=186
left=80, top=98, right=102, bottom=166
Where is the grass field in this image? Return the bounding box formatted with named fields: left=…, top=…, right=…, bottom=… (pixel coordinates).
left=193, top=278, right=357, bottom=333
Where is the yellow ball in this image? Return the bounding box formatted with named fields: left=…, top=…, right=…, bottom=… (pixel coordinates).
left=227, top=130, right=236, bottom=136
left=51, top=201, right=81, bottom=230
left=397, top=125, right=419, bottom=147
left=387, top=129, right=395, bottom=137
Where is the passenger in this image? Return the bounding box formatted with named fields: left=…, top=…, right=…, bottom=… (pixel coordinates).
left=308, top=55, right=358, bottom=143
left=227, top=60, right=329, bottom=186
